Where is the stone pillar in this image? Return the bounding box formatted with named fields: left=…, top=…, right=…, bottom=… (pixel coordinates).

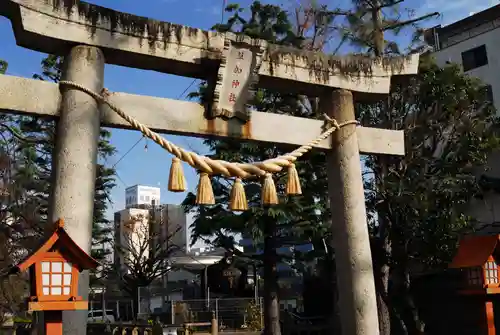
left=48, top=45, right=104, bottom=335
left=322, top=89, right=379, bottom=335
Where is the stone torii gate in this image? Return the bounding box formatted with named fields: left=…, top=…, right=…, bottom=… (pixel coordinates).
left=0, top=1, right=419, bottom=334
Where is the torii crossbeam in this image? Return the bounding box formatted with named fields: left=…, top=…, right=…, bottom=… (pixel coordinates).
left=0, top=1, right=419, bottom=335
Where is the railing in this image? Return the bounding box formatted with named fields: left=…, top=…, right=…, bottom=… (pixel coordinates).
left=172, top=298, right=263, bottom=331
left=183, top=316, right=218, bottom=335
left=87, top=323, right=154, bottom=334
left=0, top=322, right=157, bottom=335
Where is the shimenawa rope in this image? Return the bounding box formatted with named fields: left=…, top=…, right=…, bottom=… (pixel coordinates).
left=58, top=80, right=358, bottom=209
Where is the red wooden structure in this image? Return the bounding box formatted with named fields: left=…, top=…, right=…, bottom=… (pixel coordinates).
left=450, top=234, right=500, bottom=335
left=11, top=219, right=98, bottom=335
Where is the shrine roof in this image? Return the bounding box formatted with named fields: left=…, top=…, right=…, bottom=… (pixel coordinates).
left=449, top=234, right=500, bottom=269
left=12, top=219, right=99, bottom=273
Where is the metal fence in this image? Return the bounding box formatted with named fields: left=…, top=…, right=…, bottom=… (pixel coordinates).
left=172, top=298, right=263, bottom=331
left=89, top=298, right=136, bottom=322
left=138, top=286, right=153, bottom=319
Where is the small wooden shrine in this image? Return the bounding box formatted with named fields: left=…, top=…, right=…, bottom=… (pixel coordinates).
left=450, top=234, right=500, bottom=335
left=11, top=218, right=98, bottom=334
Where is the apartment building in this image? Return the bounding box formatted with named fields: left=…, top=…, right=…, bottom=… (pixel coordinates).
left=427, top=5, right=500, bottom=232
left=426, top=5, right=499, bottom=110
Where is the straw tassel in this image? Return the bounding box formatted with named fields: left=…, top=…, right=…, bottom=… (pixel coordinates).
left=261, top=173, right=278, bottom=205
left=230, top=178, right=248, bottom=211
left=196, top=172, right=215, bottom=205
left=286, top=163, right=302, bottom=195
left=168, top=157, right=186, bottom=192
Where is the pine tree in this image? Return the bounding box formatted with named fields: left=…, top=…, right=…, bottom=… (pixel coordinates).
left=0, top=59, right=41, bottom=319
left=182, top=3, right=344, bottom=334
left=0, top=60, right=6, bottom=74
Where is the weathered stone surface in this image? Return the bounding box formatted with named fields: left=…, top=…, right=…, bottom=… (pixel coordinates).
left=324, top=89, right=379, bottom=335
left=0, top=74, right=404, bottom=155
left=47, top=45, right=104, bottom=335
left=0, top=0, right=418, bottom=94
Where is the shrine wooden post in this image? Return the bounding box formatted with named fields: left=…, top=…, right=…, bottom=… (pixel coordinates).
left=0, top=1, right=418, bottom=334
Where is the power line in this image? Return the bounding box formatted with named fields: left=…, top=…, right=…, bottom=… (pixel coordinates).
left=112, top=136, right=144, bottom=169
left=114, top=172, right=128, bottom=188
left=177, top=79, right=202, bottom=155
left=109, top=0, right=227, bottom=184
left=177, top=79, right=197, bottom=99
left=175, top=0, right=226, bottom=156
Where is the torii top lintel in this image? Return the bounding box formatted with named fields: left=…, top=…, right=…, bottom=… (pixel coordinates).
left=13, top=219, right=99, bottom=273
left=0, top=0, right=418, bottom=98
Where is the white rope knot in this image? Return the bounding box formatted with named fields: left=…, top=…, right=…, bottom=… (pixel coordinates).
left=324, top=114, right=340, bottom=129
left=101, top=88, right=112, bottom=99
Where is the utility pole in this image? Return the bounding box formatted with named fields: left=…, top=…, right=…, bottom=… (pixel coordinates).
left=152, top=201, right=169, bottom=313
left=163, top=205, right=169, bottom=312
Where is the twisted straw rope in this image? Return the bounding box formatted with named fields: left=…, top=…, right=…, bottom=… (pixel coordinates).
left=59, top=81, right=358, bottom=179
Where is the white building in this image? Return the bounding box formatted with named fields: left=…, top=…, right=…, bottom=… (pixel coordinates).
left=125, top=185, right=160, bottom=208
left=113, top=204, right=189, bottom=273
left=114, top=207, right=151, bottom=274
left=427, top=5, right=500, bottom=232
left=426, top=5, right=499, bottom=110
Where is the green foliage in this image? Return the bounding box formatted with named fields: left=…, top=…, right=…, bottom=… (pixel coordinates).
left=362, top=59, right=500, bottom=270
left=243, top=300, right=263, bottom=331
left=183, top=1, right=329, bottom=268
left=186, top=2, right=498, bottom=334
left=342, top=0, right=439, bottom=55
left=12, top=55, right=116, bottom=285
left=0, top=60, right=7, bottom=74
left=184, top=4, right=340, bottom=333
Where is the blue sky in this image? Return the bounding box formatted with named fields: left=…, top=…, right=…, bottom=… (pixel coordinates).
left=0, top=0, right=497, bottom=221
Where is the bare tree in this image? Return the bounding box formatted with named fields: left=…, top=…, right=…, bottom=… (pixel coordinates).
left=112, top=213, right=179, bottom=317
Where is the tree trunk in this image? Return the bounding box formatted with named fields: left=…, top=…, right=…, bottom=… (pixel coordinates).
left=401, top=266, right=425, bottom=335
left=374, top=242, right=391, bottom=335
left=263, top=219, right=281, bottom=335
left=133, top=286, right=139, bottom=321
left=371, top=3, right=392, bottom=331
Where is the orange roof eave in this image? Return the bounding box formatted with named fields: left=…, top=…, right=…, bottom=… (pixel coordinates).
left=14, top=219, right=99, bottom=272
left=450, top=235, right=500, bottom=269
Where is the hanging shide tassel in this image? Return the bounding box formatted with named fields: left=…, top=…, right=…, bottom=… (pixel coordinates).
left=261, top=173, right=278, bottom=205
left=286, top=163, right=302, bottom=195
left=230, top=178, right=248, bottom=211
left=196, top=172, right=215, bottom=205
left=168, top=157, right=187, bottom=192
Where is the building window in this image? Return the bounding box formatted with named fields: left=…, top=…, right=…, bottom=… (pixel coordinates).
left=461, top=45, right=488, bottom=72
left=485, top=260, right=499, bottom=285
left=467, top=267, right=482, bottom=285
left=41, top=261, right=72, bottom=296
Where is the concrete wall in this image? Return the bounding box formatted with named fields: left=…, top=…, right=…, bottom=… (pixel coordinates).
left=160, top=205, right=188, bottom=252
left=432, top=20, right=500, bottom=233
left=114, top=205, right=196, bottom=283
left=433, top=24, right=500, bottom=112
left=125, top=185, right=161, bottom=208
left=115, top=208, right=151, bottom=273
